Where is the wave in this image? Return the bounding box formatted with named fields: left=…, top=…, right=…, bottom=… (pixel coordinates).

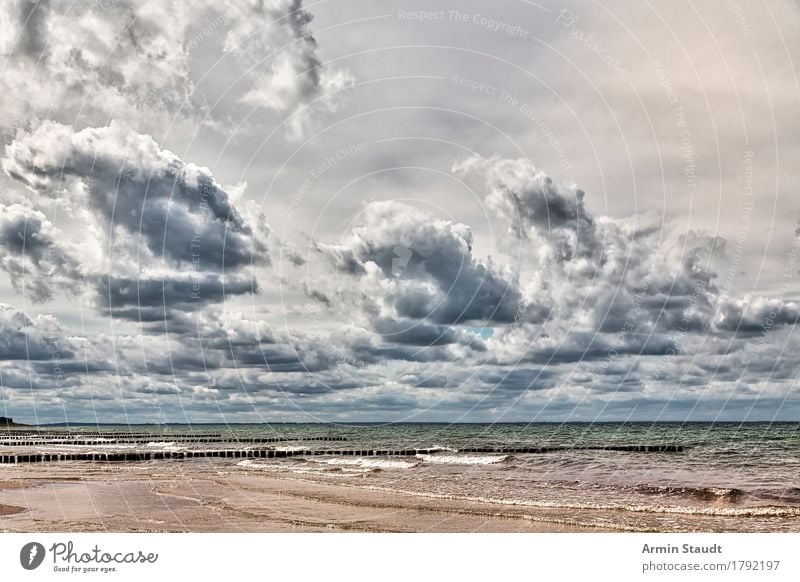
left=236, top=460, right=327, bottom=476
left=749, top=487, right=800, bottom=503
left=146, top=442, right=185, bottom=451
left=236, top=457, right=420, bottom=476
left=236, top=458, right=418, bottom=475
left=309, top=457, right=420, bottom=470
left=346, top=484, right=800, bottom=517
left=416, top=453, right=510, bottom=465
left=635, top=485, right=746, bottom=502
left=634, top=484, right=800, bottom=505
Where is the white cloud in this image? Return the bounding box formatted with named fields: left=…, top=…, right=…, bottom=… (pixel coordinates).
left=2, top=120, right=269, bottom=314
left=0, top=0, right=349, bottom=139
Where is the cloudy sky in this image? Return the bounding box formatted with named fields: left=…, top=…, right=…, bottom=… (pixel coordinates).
left=1, top=0, right=799, bottom=423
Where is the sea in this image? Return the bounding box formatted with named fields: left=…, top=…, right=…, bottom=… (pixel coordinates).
left=4, top=422, right=800, bottom=532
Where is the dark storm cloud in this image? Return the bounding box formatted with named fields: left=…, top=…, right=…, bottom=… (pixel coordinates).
left=4, top=146, right=799, bottom=422
left=303, top=286, right=331, bottom=306
left=455, top=155, right=597, bottom=261
left=31, top=360, right=113, bottom=376
left=0, top=0, right=798, bottom=426
left=96, top=275, right=257, bottom=320
left=515, top=330, right=677, bottom=365
left=2, top=121, right=271, bottom=320
left=317, top=200, right=526, bottom=326
left=4, top=121, right=269, bottom=271
left=714, top=297, right=800, bottom=336
left=399, top=371, right=460, bottom=389
left=235, top=369, right=369, bottom=395
left=454, top=156, right=800, bottom=373
left=214, top=339, right=336, bottom=373
left=0, top=303, right=73, bottom=360
left=141, top=310, right=344, bottom=374
left=371, top=317, right=461, bottom=346
left=338, top=326, right=462, bottom=364
left=0, top=204, right=81, bottom=301
left=479, top=367, right=555, bottom=392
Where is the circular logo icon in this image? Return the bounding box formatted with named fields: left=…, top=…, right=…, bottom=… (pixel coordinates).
left=20, top=542, right=46, bottom=570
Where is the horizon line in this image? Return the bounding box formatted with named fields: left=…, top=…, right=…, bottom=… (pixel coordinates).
left=5, top=420, right=798, bottom=427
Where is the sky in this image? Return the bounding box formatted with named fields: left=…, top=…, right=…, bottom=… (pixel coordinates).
left=1, top=0, right=799, bottom=423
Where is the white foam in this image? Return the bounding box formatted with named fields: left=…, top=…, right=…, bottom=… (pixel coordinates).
left=146, top=442, right=185, bottom=451
left=236, top=459, right=371, bottom=476
left=353, top=484, right=800, bottom=518
left=417, top=453, right=509, bottom=465
left=237, top=460, right=305, bottom=472
left=310, top=457, right=420, bottom=470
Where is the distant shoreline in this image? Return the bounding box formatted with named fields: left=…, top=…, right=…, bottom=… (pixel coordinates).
left=4, top=420, right=799, bottom=427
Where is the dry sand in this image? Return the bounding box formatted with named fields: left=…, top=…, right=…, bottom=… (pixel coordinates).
left=0, top=459, right=595, bottom=532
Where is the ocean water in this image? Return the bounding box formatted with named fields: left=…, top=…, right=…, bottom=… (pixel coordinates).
left=5, top=422, right=800, bottom=532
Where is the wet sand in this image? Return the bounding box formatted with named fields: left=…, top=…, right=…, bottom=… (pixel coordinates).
left=0, top=460, right=594, bottom=532
left=0, top=504, right=24, bottom=516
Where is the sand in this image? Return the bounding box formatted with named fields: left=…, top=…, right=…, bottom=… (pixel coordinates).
left=0, top=459, right=595, bottom=532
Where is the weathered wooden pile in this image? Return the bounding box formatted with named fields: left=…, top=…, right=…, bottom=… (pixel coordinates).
left=0, top=429, right=685, bottom=464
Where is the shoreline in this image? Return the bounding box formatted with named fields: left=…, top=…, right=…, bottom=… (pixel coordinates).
left=2, top=459, right=799, bottom=533
left=0, top=460, right=597, bottom=533
left=3, top=423, right=800, bottom=534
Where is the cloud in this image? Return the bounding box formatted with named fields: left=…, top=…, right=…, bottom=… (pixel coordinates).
left=224, top=0, right=353, bottom=137
left=16, top=0, right=49, bottom=59
left=0, top=203, right=82, bottom=301
left=2, top=2, right=799, bottom=423
left=2, top=120, right=268, bottom=315
left=454, top=155, right=596, bottom=261
left=0, top=0, right=348, bottom=138
left=2, top=150, right=793, bottom=422
left=96, top=274, right=257, bottom=321
left=0, top=303, right=74, bottom=361
left=5, top=120, right=267, bottom=268
left=316, top=200, right=526, bottom=326
left=715, top=297, right=800, bottom=336
left=454, top=156, right=799, bottom=367
left=0, top=0, right=207, bottom=135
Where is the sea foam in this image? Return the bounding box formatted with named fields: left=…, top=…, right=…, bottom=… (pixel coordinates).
left=416, top=453, right=509, bottom=465
left=309, top=457, right=420, bottom=470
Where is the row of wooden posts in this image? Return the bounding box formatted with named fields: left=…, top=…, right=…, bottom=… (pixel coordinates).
left=0, top=437, right=348, bottom=446
left=0, top=444, right=684, bottom=464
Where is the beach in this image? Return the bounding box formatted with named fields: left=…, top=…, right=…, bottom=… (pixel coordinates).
left=0, top=461, right=597, bottom=532
left=1, top=423, right=799, bottom=533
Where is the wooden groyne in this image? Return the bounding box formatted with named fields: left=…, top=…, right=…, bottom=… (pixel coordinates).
left=458, top=445, right=685, bottom=453
left=0, top=436, right=348, bottom=446
left=0, top=449, right=434, bottom=464
left=0, top=433, right=225, bottom=439
left=0, top=444, right=684, bottom=464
